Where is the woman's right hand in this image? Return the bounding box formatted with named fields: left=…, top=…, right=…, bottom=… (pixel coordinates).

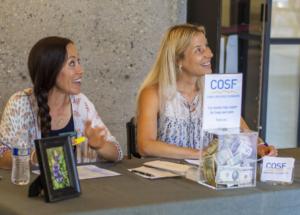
left=84, top=120, right=108, bottom=150
left=258, top=144, right=278, bottom=157
left=30, top=150, right=39, bottom=166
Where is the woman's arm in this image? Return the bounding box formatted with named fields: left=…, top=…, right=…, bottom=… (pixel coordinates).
left=137, top=85, right=200, bottom=159
left=84, top=121, right=121, bottom=161
left=96, top=140, right=120, bottom=161
left=0, top=148, right=12, bottom=169
left=240, top=118, right=277, bottom=157
left=78, top=94, right=123, bottom=162
left=0, top=93, right=24, bottom=169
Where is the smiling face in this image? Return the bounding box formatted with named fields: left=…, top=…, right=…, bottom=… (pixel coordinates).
left=178, top=33, right=213, bottom=78
left=54, top=43, right=83, bottom=95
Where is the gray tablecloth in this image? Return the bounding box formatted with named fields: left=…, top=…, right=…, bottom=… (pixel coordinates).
left=0, top=148, right=300, bottom=215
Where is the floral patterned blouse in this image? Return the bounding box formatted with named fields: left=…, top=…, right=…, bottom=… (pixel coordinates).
left=158, top=92, right=210, bottom=149
left=0, top=88, right=123, bottom=162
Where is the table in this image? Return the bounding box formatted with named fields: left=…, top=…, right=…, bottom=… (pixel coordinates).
left=0, top=148, right=300, bottom=215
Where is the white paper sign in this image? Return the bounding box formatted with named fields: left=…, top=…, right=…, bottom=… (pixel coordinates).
left=202, top=74, right=242, bottom=130
left=261, top=157, right=295, bottom=183
left=77, top=165, right=121, bottom=180
left=33, top=165, right=121, bottom=180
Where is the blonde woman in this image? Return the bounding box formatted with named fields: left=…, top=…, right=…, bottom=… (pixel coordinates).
left=137, top=24, right=277, bottom=159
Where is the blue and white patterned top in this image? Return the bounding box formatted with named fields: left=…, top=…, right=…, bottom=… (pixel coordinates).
left=158, top=92, right=210, bottom=149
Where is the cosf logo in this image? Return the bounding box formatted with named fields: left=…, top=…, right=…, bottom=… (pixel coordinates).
left=266, top=162, right=287, bottom=169
left=210, top=79, right=238, bottom=90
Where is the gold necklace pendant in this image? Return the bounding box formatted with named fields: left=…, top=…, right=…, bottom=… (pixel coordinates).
left=53, top=117, right=65, bottom=128
left=57, top=118, right=64, bottom=126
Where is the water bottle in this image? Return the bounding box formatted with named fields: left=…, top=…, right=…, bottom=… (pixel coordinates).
left=11, top=129, right=31, bottom=185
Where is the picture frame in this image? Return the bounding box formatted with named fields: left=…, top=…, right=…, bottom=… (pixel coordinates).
left=34, top=135, right=81, bottom=202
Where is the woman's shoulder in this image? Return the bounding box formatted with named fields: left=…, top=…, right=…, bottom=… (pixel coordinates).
left=7, top=88, right=32, bottom=103
left=2, top=88, right=33, bottom=114
left=72, top=92, right=90, bottom=101
left=138, top=84, right=159, bottom=112
left=70, top=93, right=95, bottom=108
left=140, top=84, right=159, bottom=100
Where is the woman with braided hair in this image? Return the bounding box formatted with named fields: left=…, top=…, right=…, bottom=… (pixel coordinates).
left=0, top=36, right=123, bottom=169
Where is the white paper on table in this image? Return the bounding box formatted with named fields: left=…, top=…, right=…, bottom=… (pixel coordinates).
left=77, top=165, right=120, bottom=179
left=128, top=166, right=179, bottom=179
left=184, top=159, right=200, bottom=166
left=143, top=160, right=192, bottom=175
left=32, top=164, right=121, bottom=180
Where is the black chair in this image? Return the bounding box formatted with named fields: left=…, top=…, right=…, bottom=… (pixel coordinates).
left=126, top=117, right=141, bottom=159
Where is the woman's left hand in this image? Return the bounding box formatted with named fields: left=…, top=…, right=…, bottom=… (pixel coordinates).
left=84, top=120, right=107, bottom=150
left=258, top=144, right=278, bottom=157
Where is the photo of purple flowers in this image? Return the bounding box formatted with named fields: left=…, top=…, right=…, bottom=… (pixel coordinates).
left=46, top=146, right=71, bottom=190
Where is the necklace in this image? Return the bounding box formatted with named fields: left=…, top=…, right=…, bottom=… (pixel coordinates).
left=52, top=115, right=69, bottom=129
left=56, top=118, right=65, bottom=127
left=50, top=99, right=71, bottom=129
left=180, top=93, right=200, bottom=113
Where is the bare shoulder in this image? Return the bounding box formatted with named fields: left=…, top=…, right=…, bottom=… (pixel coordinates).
left=140, top=84, right=158, bottom=101
left=138, top=84, right=159, bottom=112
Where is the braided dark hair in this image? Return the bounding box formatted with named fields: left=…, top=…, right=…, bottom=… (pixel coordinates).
left=28, top=36, right=73, bottom=137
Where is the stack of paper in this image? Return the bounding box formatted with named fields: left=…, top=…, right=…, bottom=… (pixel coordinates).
left=129, top=160, right=192, bottom=179
left=143, top=160, right=191, bottom=175
left=33, top=165, right=121, bottom=180
left=77, top=165, right=120, bottom=180
left=185, top=159, right=200, bottom=166
left=128, top=166, right=178, bottom=179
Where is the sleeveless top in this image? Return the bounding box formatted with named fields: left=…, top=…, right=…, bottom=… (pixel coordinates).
left=157, top=92, right=210, bottom=149
left=48, top=115, right=75, bottom=137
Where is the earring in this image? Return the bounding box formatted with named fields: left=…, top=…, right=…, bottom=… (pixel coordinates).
left=179, top=65, right=183, bottom=73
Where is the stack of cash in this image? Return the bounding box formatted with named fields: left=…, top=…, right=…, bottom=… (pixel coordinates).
left=200, top=132, right=257, bottom=188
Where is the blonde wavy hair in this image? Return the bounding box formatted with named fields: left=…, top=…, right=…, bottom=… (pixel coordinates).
left=137, top=24, right=206, bottom=112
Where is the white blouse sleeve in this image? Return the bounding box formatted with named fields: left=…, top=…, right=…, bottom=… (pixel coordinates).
left=88, top=101, right=123, bottom=161
left=0, top=94, right=22, bottom=155
left=73, top=94, right=123, bottom=162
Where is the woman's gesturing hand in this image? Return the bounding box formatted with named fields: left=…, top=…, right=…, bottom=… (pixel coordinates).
left=84, top=120, right=107, bottom=150
left=258, top=144, right=278, bottom=157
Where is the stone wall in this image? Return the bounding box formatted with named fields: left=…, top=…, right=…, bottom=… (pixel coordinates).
left=0, top=0, right=186, bottom=153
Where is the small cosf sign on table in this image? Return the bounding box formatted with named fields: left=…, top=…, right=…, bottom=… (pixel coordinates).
left=261, top=157, right=295, bottom=184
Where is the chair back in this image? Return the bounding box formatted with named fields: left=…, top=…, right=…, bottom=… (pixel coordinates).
left=126, top=117, right=141, bottom=159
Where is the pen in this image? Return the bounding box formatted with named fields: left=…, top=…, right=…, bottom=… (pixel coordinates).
left=131, top=170, right=155, bottom=177
left=73, top=136, right=86, bottom=146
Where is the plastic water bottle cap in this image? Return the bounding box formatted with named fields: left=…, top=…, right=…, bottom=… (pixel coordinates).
left=12, top=148, right=30, bottom=156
